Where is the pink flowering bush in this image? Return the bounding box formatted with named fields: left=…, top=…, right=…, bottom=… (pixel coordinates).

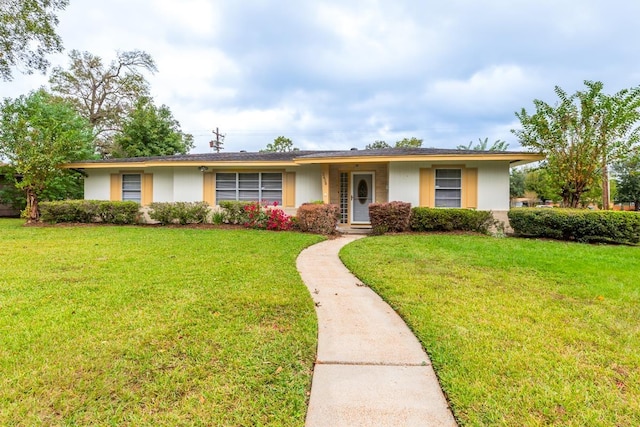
left=243, top=201, right=293, bottom=231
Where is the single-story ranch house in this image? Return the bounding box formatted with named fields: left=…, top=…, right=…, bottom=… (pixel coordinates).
left=65, top=148, right=543, bottom=226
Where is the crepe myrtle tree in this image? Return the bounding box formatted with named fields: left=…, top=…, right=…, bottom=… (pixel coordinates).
left=0, top=90, right=94, bottom=221
left=513, top=81, right=640, bottom=208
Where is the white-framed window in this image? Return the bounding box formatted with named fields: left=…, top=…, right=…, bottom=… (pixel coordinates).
left=122, top=174, right=142, bottom=203
left=215, top=172, right=283, bottom=204
left=434, top=169, right=461, bottom=207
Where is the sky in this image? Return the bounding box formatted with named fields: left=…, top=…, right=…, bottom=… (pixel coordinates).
left=3, top=0, right=640, bottom=153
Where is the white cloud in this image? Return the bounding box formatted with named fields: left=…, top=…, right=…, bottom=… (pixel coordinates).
left=424, top=65, right=542, bottom=115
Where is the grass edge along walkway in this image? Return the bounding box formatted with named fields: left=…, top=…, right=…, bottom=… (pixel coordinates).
left=340, top=234, right=640, bottom=427
left=0, top=219, right=323, bottom=426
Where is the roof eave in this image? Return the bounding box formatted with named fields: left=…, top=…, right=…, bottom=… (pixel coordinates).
left=62, top=160, right=300, bottom=169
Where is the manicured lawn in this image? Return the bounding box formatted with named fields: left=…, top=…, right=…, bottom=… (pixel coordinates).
left=0, top=219, right=323, bottom=426
left=340, top=234, right=640, bottom=426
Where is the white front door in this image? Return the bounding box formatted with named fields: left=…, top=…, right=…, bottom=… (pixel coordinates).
left=351, top=173, right=374, bottom=223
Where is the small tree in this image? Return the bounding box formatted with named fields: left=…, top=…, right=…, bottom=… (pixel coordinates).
left=458, top=137, right=509, bottom=151
left=513, top=81, right=640, bottom=208
left=0, top=90, right=94, bottom=221
left=510, top=168, right=525, bottom=199
left=112, top=97, right=194, bottom=158
left=395, top=137, right=423, bottom=148
left=615, top=157, right=640, bottom=210
left=365, top=140, right=391, bottom=149
left=261, top=136, right=296, bottom=152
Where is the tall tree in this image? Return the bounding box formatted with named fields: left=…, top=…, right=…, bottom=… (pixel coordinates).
left=614, top=156, right=640, bottom=210
left=458, top=137, right=509, bottom=151
left=0, top=0, right=68, bottom=81
left=261, top=136, right=296, bottom=152
left=513, top=81, right=640, bottom=208
left=0, top=90, right=94, bottom=221
left=112, top=97, right=194, bottom=158
left=49, top=49, right=157, bottom=157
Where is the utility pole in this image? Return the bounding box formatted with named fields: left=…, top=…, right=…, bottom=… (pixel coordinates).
left=210, top=127, right=225, bottom=153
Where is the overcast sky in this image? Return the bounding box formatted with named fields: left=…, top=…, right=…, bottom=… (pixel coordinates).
left=3, top=0, right=640, bottom=153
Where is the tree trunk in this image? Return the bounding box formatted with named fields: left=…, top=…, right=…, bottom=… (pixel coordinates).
left=602, top=163, right=610, bottom=210
left=25, top=187, right=40, bottom=223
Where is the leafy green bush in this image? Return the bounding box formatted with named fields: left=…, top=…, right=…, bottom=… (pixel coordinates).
left=40, top=200, right=139, bottom=224
left=218, top=201, right=253, bottom=224
left=369, top=201, right=412, bottom=234
left=96, top=201, right=140, bottom=224
left=508, top=208, right=640, bottom=244
left=148, top=202, right=210, bottom=225
left=296, top=203, right=340, bottom=234
left=410, top=207, right=494, bottom=234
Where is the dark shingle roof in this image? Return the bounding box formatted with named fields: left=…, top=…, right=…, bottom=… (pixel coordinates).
left=74, top=147, right=538, bottom=164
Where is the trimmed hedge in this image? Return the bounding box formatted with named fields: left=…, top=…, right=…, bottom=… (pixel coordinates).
left=369, top=201, right=412, bottom=234
left=40, top=200, right=140, bottom=224
left=508, top=208, right=640, bottom=244
left=410, top=207, right=494, bottom=234
left=148, top=202, right=210, bottom=225
left=296, top=203, right=340, bottom=234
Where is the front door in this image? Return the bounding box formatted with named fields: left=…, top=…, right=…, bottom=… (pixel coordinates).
left=352, top=173, right=374, bottom=223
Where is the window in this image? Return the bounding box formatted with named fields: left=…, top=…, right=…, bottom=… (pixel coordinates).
left=216, top=172, right=282, bottom=204
left=435, top=169, right=461, bottom=207
left=122, top=174, right=142, bottom=203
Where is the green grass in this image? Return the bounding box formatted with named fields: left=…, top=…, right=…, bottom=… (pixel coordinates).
left=340, top=234, right=640, bottom=426
left=0, top=219, right=323, bottom=426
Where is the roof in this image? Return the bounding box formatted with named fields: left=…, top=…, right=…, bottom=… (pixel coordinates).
left=64, top=148, right=544, bottom=169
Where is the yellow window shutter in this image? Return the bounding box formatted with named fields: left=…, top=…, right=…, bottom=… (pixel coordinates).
left=419, top=168, right=434, bottom=207
left=110, top=174, right=122, bottom=201
left=283, top=172, right=296, bottom=207
left=464, top=168, right=478, bottom=208
left=203, top=173, right=215, bottom=206
left=141, top=173, right=153, bottom=206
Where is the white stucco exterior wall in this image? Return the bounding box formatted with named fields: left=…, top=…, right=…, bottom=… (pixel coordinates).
left=84, top=169, right=112, bottom=200
left=150, top=168, right=174, bottom=202
left=294, top=165, right=323, bottom=205
left=172, top=168, right=203, bottom=202
left=388, top=161, right=511, bottom=211
left=388, top=162, right=422, bottom=206
left=476, top=161, right=510, bottom=210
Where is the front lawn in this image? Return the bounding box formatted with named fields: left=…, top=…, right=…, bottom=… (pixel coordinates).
left=0, top=219, right=323, bottom=426
left=340, top=234, right=640, bottom=426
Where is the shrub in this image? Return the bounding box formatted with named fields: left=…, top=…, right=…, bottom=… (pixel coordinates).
left=96, top=201, right=140, bottom=224
left=508, top=208, right=640, bottom=244
left=410, top=207, right=494, bottom=234
left=243, top=201, right=293, bottom=231
left=218, top=201, right=253, bottom=224
left=369, top=201, right=412, bottom=234
left=296, top=203, right=340, bottom=234
left=148, top=202, right=210, bottom=225
left=39, top=200, right=139, bottom=224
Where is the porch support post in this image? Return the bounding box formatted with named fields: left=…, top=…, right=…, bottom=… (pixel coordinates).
left=321, top=164, right=330, bottom=204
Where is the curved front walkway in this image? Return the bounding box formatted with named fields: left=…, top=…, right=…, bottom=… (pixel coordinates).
left=297, top=235, right=457, bottom=427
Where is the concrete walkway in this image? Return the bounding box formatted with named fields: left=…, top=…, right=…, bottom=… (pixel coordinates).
left=297, top=235, right=457, bottom=427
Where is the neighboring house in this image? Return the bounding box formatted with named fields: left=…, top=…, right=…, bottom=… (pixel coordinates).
left=65, top=148, right=543, bottom=226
